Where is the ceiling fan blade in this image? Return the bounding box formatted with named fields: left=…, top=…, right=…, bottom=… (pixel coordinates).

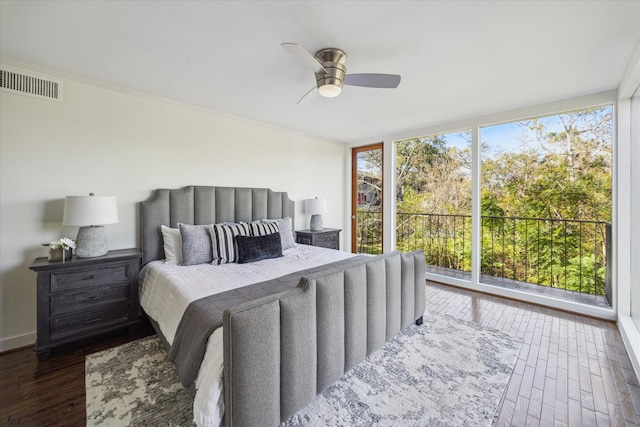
left=297, top=86, right=318, bottom=105
left=281, top=43, right=327, bottom=74
left=344, top=73, right=401, bottom=88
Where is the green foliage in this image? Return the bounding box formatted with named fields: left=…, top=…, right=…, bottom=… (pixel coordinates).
left=396, top=133, right=472, bottom=215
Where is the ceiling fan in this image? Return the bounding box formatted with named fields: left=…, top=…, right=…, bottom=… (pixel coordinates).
left=281, top=43, right=401, bottom=104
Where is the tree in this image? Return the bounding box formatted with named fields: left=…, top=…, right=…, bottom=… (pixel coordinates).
left=396, top=132, right=472, bottom=215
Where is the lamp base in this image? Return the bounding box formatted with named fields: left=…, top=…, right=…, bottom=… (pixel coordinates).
left=75, top=226, right=108, bottom=258
left=310, top=214, right=323, bottom=232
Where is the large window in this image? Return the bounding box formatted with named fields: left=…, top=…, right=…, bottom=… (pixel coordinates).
left=395, top=130, right=472, bottom=273
left=392, top=105, right=613, bottom=306
left=480, top=106, right=613, bottom=299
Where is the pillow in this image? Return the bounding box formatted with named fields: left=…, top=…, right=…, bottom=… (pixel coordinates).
left=161, top=225, right=182, bottom=265
left=178, top=224, right=213, bottom=266
left=263, top=217, right=296, bottom=250
left=210, top=222, right=251, bottom=265
left=235, top=232, right=283, bottom=264
left=248, top=221, right=279, bottom=237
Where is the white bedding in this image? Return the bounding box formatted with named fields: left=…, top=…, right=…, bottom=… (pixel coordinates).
left=139, top=244, right=354, bottom=426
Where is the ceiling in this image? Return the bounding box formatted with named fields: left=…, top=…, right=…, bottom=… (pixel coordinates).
left=1, top=1, right=639, bottom=143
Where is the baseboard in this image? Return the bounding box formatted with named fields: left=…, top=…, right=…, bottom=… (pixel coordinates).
left=618, top=315, right=640, bottom=381
left=0, top=332, right=36, bottom=354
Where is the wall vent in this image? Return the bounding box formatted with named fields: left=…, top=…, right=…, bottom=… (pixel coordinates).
left=0, top=66, right=63, bottom=102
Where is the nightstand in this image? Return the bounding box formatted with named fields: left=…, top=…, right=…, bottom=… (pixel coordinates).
left=296, top=228, right=341, bottom=250
left=30, top=248, right=142, bottom=360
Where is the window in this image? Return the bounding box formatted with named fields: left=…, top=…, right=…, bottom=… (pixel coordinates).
left=480, top=106, right=613, bottom=301
left=352, top=143, right=384, bottom=254
left=395, top=130, right=472, bottom=274
left=391, top=104, right=614, bottom=307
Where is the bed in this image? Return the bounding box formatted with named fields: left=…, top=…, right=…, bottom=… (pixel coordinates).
left=139, top=185, right=426, bottom=427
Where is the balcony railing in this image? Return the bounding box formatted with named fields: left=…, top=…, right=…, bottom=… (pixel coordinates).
left=357, top=210, right=611, bottom=300
left=356, top=210, right=383, bottom=255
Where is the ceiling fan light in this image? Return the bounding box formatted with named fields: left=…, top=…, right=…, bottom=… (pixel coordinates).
left=318, top=84, right=342, bottom=98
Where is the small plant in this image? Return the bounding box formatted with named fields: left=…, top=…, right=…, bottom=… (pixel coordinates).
left=44, top=237, right=76, bottom=250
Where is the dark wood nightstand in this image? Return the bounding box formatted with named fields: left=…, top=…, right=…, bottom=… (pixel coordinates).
left=30, top=248, right=142, bottom=361
left=296, top=228, right=341, bottom=250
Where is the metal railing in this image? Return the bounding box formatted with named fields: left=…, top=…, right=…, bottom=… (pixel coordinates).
left=356, top=210, right=383, bottom=255
left=358, top=210, right=611, bottom=298
left=476, top=215, right=610, bottom=298
left=396, top=212, right=472, bottom=272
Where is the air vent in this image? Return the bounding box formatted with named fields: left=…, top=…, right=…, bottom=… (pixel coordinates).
left=0, top=66, right=63, bottom=102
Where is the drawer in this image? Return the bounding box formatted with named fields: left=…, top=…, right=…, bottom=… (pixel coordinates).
left=50, top=304, right=130, bottom=340
left=50, top=285, right=130, bottom=317
left=315, top=234, right=339, bottom=249
left=297, top=236, right=312, bottom=245
left=51, top=263, right=129, bottom=292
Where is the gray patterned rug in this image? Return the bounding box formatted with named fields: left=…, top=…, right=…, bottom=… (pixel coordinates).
left=86, top=313, right=520, bottom=426
left=86, top=335, right=193, bottom=426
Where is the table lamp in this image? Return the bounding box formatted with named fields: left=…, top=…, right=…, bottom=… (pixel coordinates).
left=304, top=197, right=327, bottom=232
left=63, top=193, right=119, bottom=257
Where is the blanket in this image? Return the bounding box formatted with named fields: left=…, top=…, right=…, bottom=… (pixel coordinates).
left=169, top=256, right=365, bottom=387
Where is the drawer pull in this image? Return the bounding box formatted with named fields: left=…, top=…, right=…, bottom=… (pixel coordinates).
left=84, top=275, right=96, bottom=280
left=84, top=317, right=102, bottom=325
left=88, top=295, right=100, bottom=301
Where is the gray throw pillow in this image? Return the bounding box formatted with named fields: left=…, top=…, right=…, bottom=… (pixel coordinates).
left=263, top=217, right=296, bottom=250
left=178, top=224, right=213, bottom=266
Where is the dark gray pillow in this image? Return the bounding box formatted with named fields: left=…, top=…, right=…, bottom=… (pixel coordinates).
left=235, top=232, right=283, bottom=264
left=178, top=224, right=213, bottom=266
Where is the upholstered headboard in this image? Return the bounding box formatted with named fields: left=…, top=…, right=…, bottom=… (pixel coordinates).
left=140, top=186, right=295, bottom=265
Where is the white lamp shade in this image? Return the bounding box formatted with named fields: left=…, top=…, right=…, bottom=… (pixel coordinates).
left=63, top=195, right=119, bottom=226
left=305, top=198, right=327, bottom=215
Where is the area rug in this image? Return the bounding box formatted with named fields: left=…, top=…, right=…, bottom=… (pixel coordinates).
left=86, top=313, right=521, bottom=426
left=85, top=336, right=193, bottom=426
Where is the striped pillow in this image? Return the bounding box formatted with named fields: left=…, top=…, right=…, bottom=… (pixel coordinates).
left=248, top=221, right=279, bottom=237
left=210, top=223, right=250, bottom=265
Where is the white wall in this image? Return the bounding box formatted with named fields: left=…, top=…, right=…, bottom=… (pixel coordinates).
left=631, top=89, right=640, bottom=332
left=0, top=60, right=346, bottom=351
left=616, top=41, right=640, bottom=378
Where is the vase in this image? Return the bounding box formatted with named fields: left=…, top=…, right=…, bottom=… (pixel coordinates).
left=49, top=248, right=72, bottom=262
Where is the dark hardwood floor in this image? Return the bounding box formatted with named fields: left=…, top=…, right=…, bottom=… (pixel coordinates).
left=1, top=283, right=639, bottom=426
left=0, top=328, right=153, bottom=426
